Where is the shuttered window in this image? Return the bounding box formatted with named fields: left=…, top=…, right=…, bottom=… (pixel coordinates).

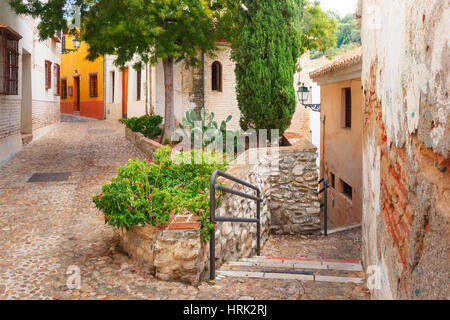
left=45, top=60, right=52, bottom=89
left=0, top=26, right=21, bottom=95
left=61, top=78, right=67, bottom=99
left=54, top=64, right=60, bottom=96
left=89, top=73, right=98, bottom=97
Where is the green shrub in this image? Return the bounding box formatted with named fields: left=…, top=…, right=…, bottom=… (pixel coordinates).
left=120, top=114, right=163, bottom=138
left=92, top=147, right=227, bottom=244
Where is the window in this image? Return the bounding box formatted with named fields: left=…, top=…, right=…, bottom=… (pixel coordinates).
left=339, top=179, right=352, bottom=200
left=89, top=73, right=98, bottom=97
left=62, top=34, right=66, bottom=51
left=0, top=25, right=21, bottom=95
left=45, top=60, right=52, bottom=89
left=341, top=87, right=352, bottom=128
left=54, top=64, right=60, bottom=96
left=68, top=85, right=73, bottom=97
left=330, top=172, right=335, bottom=189
left=61, top=78, right=67, bottom=99
left=136, top=69, right=141, bottom=101
left=111, top=71, right=115, bottom=102
left=211, top=61, right=222, bottom=91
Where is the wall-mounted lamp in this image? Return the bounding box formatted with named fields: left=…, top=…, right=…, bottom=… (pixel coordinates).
left=297, top=83, right=320, bottom=112
left=61, top=37, right=81, bottom=54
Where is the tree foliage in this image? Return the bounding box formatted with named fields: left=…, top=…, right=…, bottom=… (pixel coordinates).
left=228, top=0, right=336, bottom=135
left=310, top=12, right=361, bottom=59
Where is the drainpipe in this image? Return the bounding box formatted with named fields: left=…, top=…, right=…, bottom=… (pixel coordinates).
left=202, top=51, right=205, bottom=110
left=145, top=62, right=148, bottom=115
left=103, top=55, right=106, bottom=119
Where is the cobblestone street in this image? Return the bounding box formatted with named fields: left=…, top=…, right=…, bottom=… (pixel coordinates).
left=0, top=118, right=370, bottom=300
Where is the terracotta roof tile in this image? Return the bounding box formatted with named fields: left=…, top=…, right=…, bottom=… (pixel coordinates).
left=310, top=47, right=362, bottom=79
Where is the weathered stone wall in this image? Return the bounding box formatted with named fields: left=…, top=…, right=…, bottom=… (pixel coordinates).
left=213, top=140, right=320, bottom=270
left=119, top=224, right=207, bottom=285
left=359, top=0, right=449, bottom=299
left=268, top=144, right=321, bottom=234
left=124, top=126, right=165, bottom=157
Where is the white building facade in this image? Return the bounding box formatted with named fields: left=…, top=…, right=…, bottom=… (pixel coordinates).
left=0, top=0, right=61, bottom=163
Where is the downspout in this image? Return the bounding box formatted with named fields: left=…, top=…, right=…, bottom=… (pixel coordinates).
left=202, top=51, right=205, bottom=110
left=145, top=62, right=148, bottom=115
left=103, top=55, right=106, bottom=119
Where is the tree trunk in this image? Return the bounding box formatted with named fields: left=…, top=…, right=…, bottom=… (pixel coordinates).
left=162, top=57, right=175, bottom=142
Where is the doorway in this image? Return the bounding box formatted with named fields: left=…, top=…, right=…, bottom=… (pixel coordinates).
left=20, top=50, right=32, bottom=135
left=122, top=67, right=129, bottom=119
left=74, top=76, right=80, bottom=112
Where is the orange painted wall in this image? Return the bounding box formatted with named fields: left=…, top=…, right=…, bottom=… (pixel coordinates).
left=60, top=34, right=104, bottom=119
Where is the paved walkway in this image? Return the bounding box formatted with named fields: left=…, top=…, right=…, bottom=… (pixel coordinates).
left=0, top=118, right=370, bottom=300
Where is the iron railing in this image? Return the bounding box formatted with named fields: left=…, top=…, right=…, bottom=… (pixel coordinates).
left=209, top=170, right=263, bottom=280
left=319, top=178, right=330, bottom=236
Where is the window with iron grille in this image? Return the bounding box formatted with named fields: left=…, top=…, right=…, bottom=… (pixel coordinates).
left=0, top=26, right=21, bottom=95
left=61, top=78, right=67, bottom=99
left=136, top=69, right=141, bottom=101
left=89, top=73, right=98, bottom=97
left=54, top=64, right=60, bottom=96
left=45, top=60, right=52, bottom=89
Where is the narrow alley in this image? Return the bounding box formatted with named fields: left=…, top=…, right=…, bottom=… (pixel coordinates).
left=0, top=117, right=370, bottom=300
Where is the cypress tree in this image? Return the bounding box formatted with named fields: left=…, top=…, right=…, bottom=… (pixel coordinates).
left=231, top=1, right=302, bottom=136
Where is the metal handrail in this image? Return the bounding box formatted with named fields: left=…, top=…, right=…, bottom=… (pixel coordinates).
left=319, top=178, right=330, bottom=236
left=209, top=170, right=262, bottom=280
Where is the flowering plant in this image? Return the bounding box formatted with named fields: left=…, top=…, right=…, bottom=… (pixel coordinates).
left=93, top=147, right=227, bottom=243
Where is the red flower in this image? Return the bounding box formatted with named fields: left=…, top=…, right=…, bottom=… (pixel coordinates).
left=128, top=206, right=132, bottom=211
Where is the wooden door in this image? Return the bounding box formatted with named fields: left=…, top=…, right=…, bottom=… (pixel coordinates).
left=73, top=76, right=80, bottom=112
left=122, top=67, right=129, bottom=119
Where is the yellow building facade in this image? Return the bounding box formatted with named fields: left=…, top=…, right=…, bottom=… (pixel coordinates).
left=60, top=33, right=104, bottom=119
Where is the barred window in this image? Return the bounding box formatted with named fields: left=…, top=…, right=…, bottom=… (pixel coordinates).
left=89, top=73, right=98, bottom=97
left=45, top=60, right=52, bottom=89
left=61, top=78, right=67, bottom=99
left=0, top=25, right=21, bottom=95
left=54, top=64, right=60, bottom=96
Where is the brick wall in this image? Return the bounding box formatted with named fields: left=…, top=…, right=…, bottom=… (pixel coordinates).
left=0, top=97, right=21, bottom=140
left=32, top=100, right=60, bottom=132
left=360, top=0, right=449, bottom=299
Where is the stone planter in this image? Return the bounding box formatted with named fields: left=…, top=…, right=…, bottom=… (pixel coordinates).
left=124, top=126, right=164, bottom=157
left=118, top=215, right=207, bottom=285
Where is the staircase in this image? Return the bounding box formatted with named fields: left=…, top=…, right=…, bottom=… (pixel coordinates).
left=217, top=256, right=365, bottom=284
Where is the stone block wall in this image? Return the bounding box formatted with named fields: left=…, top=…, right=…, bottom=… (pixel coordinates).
left=212, top=139, right=320, bottom=270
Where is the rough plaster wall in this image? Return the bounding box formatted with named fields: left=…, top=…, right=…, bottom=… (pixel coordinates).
left=361, top=0, right=449, bottom=299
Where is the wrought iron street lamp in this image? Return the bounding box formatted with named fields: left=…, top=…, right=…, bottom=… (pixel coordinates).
left=297, top=83, right=320, bottom=112
left=61, top=37, right=81, bottom=54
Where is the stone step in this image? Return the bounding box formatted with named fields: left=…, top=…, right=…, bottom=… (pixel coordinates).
left=232, top=256, right=363, bottom=272
left=216, top=270, right=364, bottom=284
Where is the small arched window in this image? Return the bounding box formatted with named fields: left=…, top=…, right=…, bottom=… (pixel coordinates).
left=211, top=61, right=222, bottom=92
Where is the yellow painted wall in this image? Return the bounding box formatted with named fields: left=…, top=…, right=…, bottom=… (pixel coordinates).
left=60, top=33, right=104, bottom=119
left=320, top=78, right=363, bottom=228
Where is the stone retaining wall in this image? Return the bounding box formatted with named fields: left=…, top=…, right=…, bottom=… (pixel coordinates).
left=124, top=126, right=164, bottom=156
